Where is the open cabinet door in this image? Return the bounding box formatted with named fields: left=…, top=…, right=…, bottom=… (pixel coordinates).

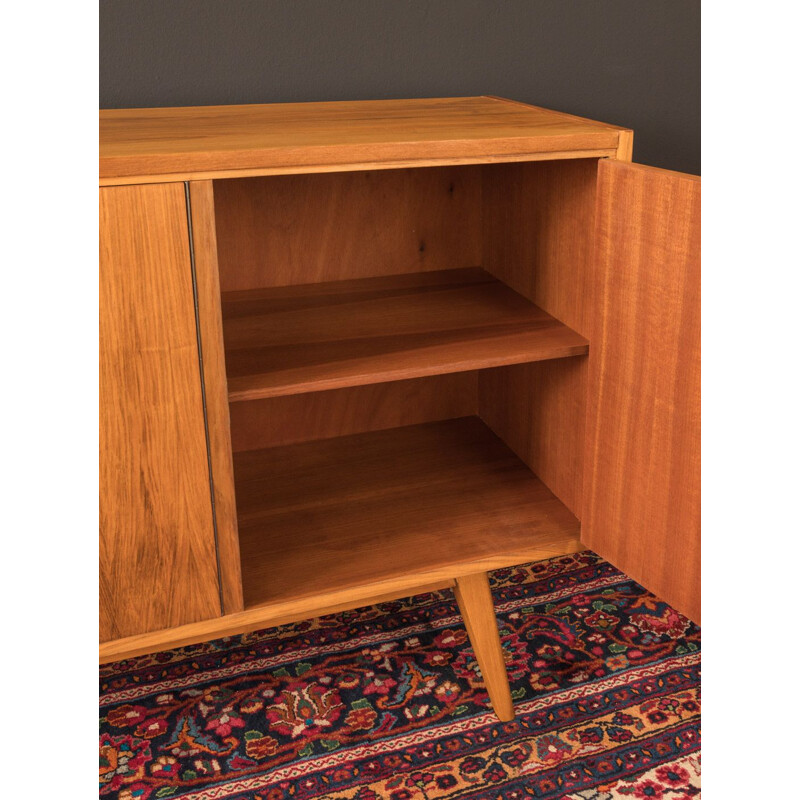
left=583, top=160, right=700, bottom=624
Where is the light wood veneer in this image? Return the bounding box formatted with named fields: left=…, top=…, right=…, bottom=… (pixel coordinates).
left=213, top=167, right=481, bottom=291
left=235, top=417, right=583, bottom=611
left=187, top=180, right=244, bottom=614
left=100, top=183, right=221, bottom=639
left=480, top=159, right=601, bottom=519
left=222, top=268, right=588, bottom=401
left=229, top=373, right=478, bottom=452
left=99, top=96, right=625, bottom=183
left=583, top=161, right=701, bottom=624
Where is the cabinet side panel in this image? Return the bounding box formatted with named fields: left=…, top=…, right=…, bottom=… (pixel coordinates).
left=100, top=183, right=222, bottom=641
left=189, top=181, right=244, bottom=613
left=583, top=161, right=700, bottom=624
left=479, top=159, right=598, bottom=518
left=213, top=167, right=481, bottom=291
left=479, top=358, right=588, bottom=517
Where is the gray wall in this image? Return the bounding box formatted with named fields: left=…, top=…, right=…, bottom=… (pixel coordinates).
left=100, top=1, right=700, bottom=174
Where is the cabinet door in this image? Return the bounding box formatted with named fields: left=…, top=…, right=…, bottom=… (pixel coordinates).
left=100, top=183, right=222, bottom=641
left=583, top=161, right=700, bottom=623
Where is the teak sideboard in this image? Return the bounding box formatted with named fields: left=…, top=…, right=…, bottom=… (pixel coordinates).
left=99, top=96, right=700, bottom=722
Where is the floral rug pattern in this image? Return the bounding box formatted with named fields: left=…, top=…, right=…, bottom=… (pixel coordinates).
left=100, top=551, right=700, bottom=799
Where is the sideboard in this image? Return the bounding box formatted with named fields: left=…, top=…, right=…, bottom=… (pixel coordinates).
left=99, top=96, right=700, bottom=722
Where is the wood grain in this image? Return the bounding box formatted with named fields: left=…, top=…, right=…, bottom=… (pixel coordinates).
left=615, top=130, right=634, bottom=162
left=454, top=572, right=515, bottom=721
left=480, top=159, right=600, bottom=518
left=213, top=167, right=481, bottom=291
left=235, top=417, right=583, bottom=611
left=99, top=149, right=618, bottom=188
left=229, top=373, right=477, bottom=452
left=221, top=268, right=588, bottom=401
left=187, top=180, right=244, bottom=614
left=100, top=183, right=221, bottom=641
left=583, top=161, right=700, bottom=624
left=100, top=579, right=455, bottom=664
left=99, top=96, right=626, bottom=181
left=479, top=357, right=589, bottom=518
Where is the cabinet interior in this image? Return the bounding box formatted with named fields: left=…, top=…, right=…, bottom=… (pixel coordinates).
left=212, top=158, right=600, bottom=612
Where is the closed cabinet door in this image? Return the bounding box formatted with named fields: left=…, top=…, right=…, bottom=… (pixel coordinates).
left=582, top=161, right=700, bottom=624
left=100, top=182, right=222, bottom=642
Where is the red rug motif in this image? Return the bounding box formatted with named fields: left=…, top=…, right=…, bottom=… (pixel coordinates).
left=100, top=551, right=700, bottom=799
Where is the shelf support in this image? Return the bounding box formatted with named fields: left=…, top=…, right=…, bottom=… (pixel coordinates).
left=453, top=572, right=515, bottom=722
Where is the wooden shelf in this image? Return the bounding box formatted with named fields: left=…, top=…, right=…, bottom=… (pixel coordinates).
left=222, top=268, right=588, bottom=401
left=235, top=417, right=582, bottom=611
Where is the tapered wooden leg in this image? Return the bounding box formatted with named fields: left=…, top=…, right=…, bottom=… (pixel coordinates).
left=453, top=572, right=515, bottom=721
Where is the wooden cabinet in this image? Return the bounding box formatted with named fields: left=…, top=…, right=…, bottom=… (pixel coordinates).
left=99, top=97, right=700, bottom=721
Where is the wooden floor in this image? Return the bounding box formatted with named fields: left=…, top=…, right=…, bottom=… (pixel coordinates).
left=222, top=268, right=588, bottom=401
left=234, top=416, right=582, bottom=610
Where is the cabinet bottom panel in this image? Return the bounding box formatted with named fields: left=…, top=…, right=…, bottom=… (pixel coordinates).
left=235, top=416, right=582, bottom=610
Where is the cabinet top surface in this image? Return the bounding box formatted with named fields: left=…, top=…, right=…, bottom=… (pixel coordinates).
left=99, top=96, right=627, bottom=184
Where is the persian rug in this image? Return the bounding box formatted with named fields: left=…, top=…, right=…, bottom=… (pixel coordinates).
left=100, top=551, right=700, bottom=799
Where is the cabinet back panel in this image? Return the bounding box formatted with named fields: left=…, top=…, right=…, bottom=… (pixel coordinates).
left=229, top=372, right=477, bottom=451
left=214, top=167, right=481, bottom=291
left=480, top=159, right=599, bottom=518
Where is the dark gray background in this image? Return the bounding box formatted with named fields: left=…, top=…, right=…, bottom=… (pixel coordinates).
left=100, top=0, right=700, bottom=174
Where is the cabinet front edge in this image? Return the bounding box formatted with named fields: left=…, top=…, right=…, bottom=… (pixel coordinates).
left=99, top=147, right=618, bottom=187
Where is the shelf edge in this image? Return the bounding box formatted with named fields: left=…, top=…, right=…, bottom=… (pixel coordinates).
left=227, top=341, right=589, bottom=402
